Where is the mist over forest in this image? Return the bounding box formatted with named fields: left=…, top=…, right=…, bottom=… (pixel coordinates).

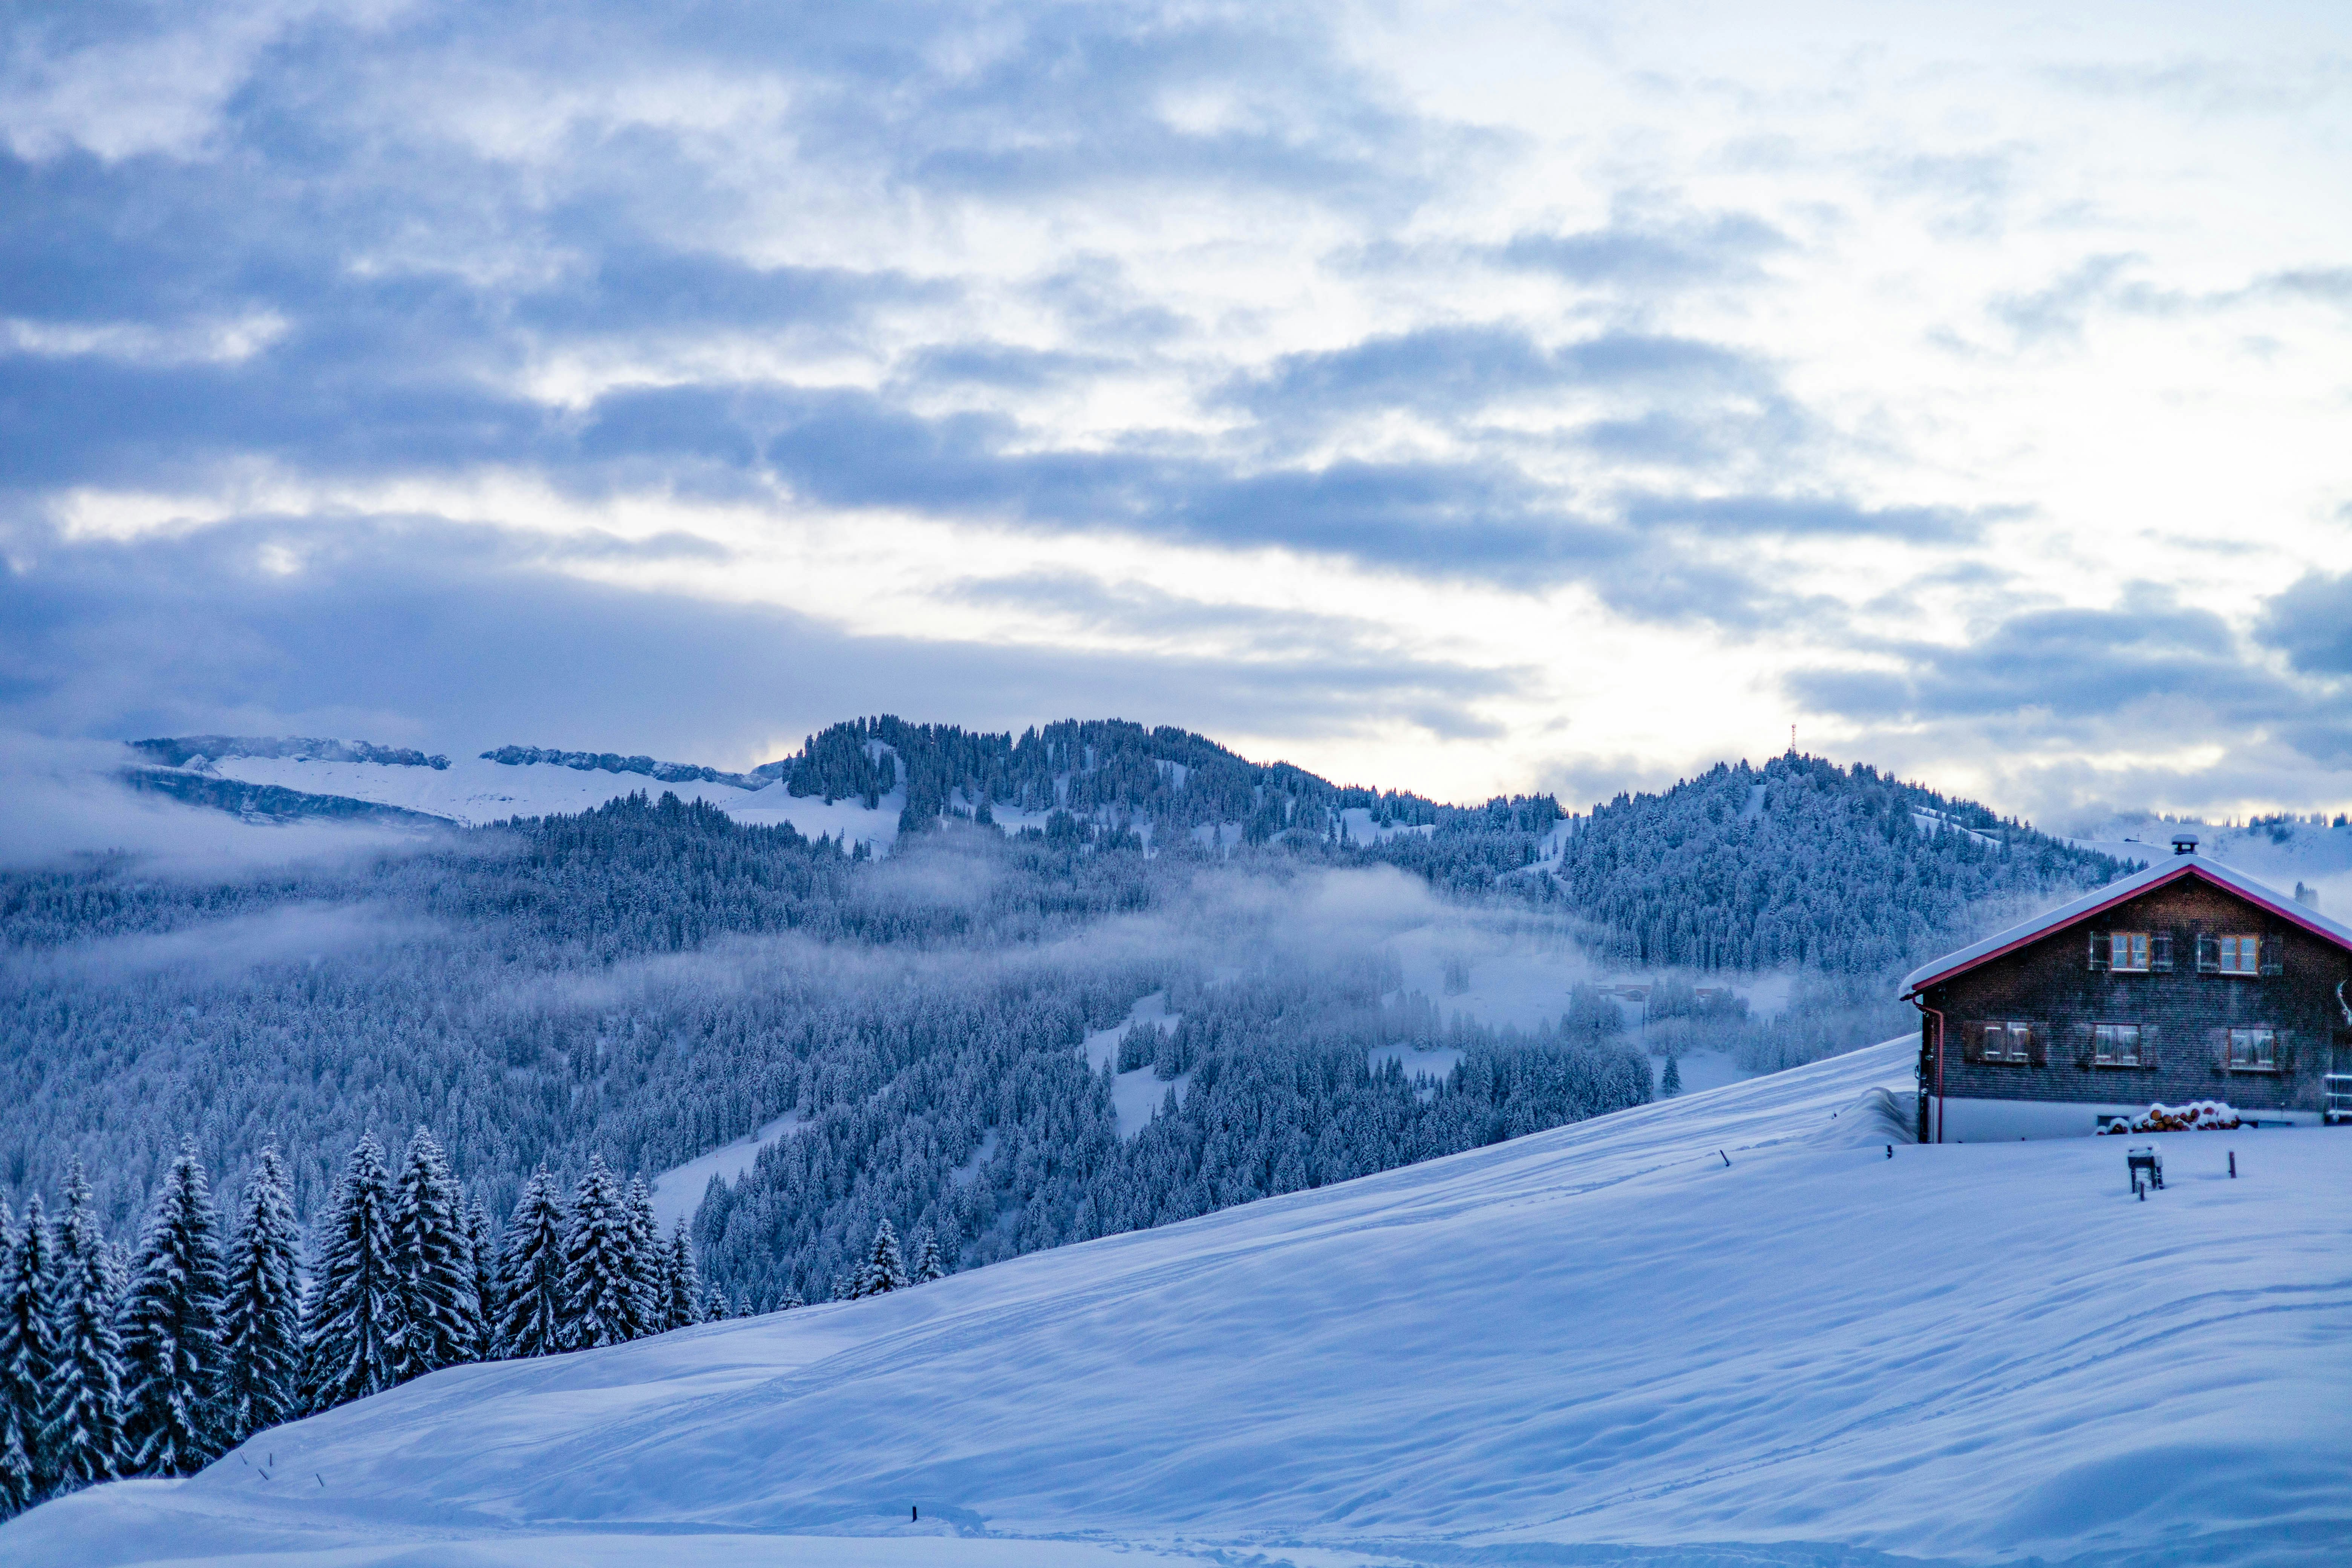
left=0, top=721, right=2135, bottom=1308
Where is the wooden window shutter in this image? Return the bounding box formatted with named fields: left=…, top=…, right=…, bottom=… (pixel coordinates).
left=2278, top=1033, right=2298, bottom=1075
left=2150, top=931, right=2173, bottom=972
left=2138, top=1024, right=2159, bottom=1070
left=1962, top=1022, right=1984, bottom=1061
left=2259, top=933, right=2283, bottom=975
left=2088, top=930, right=2109, bottom=971
left=2196, top=933, right=2220, bottom=973
left=2028, top=1023, right=2050, bottom=1066
left=2209, top=1029, right=2229, bottom=1076
left=2073, top=1021, right=2096, bottom=1070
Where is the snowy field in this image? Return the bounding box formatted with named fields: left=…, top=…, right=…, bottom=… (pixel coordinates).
left=14, top=1037, right=2348, bottom=1568
left=198, top=750, right=908, bottom=852
left=1080, top=991, right=1188, bottom=1138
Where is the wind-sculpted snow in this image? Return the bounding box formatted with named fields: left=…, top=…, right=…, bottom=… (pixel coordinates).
left=12, top=1037, right=2346, bottom=1567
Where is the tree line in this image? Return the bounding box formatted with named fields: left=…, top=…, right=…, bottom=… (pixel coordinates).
left=0, top=1122, right=949, bottom=1521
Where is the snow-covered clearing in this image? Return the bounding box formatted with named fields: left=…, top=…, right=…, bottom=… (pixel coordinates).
left=1081, top=991, right=1187, bottom=1139
left=19, top=1036, right=2349, bottom=1568
left=1337, top=806, right=1435, bottom=845
left=647, top=1111, right=805, bottom=1234
left=196, top=752, right=906, bottom=853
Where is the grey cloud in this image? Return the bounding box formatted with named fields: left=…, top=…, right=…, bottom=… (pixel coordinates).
left=1225, top=326, right=1762, bottom=423
left=1788, top=588, right=2318, bottom=740
left=1622, top=493, right=1996, bottom=544
left=949, top=570, right=1511, bottom=682
left=0, top=514, right=1519, bottom=761
left=1491, top=210, right=1790, bottom=287
left=2258, top=569, right=2352, bottom=677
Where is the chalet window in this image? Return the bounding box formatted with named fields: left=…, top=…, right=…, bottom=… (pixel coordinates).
left=2214, top=934, right=2260, bottom=975
left=2108, top=932, right=2151, bottom=972
left=1980, top=1021, right=2034, bottom=1063
left=2093, top=1023, right=2143, bottom=1066
left=2226, top=1028, right=2277, bottom=1071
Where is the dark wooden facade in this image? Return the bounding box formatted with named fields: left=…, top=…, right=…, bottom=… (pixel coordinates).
left=1906, top=861, right=2352, bottom=1141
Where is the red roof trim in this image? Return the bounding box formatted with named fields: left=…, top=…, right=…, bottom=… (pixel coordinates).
left=1903, top=861, right=2351, bottom=996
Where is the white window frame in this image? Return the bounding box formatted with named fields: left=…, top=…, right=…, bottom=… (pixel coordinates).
left=2093, top=1023, right=2143, bottom=1066
left=2226, top=1028, right=2277, bottom=1071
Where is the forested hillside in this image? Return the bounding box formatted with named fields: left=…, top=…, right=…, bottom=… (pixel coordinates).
left=1559, top=754, right=2134, bottom=973
left=2, top=733, right=2132, bottom=1325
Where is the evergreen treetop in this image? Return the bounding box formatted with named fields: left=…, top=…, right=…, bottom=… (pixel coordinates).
left=496, top=1170, right=568, bottom=1359
left=301, top=1133, right=400, bottom=1413
left=117, top=1141, right=230, bottom=1476
left=389, top=1127, right=473, bottom=1383
left=220, top=1147, right=303, bottom=1447
left=46, top=1161, right=125, bottom=1490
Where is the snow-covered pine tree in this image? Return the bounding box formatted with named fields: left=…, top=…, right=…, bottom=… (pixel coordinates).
left=464, top=1197, right=498, bottom=1361
left=1661, top=1054, right=1681, bottom=1095
left=700, top=1283, right=729, bottom=1323
left=778, top=1286, right=804, bottom=1311
left=219, top=1148, right=302, bottom=1447
left=301, top=1133, right=400, bottom=1412
left=622, top=1177, right=659, bottom=1337
left=854, top=1219, right=907, bottom=1298
left=909, top=1226, right=945, bottom=1284
left=495, top=1170, right=568, bottom=1358
left=663, top=1224, right=701, bottom=1329
left=0, top=1197, right=47, bottom=1516
left=732, top=1292, right=752, bottom=1320
left=116, top=1141, right=230, bottom=1476
left=46, top=1161, right=125, bottom=1490
left=388, top=1127, right=473, bottom=1381
left=560, top=1158, right=640, bottom=1349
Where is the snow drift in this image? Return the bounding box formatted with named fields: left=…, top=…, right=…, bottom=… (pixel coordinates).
left=9, top=1038, right=2347, bottom=1568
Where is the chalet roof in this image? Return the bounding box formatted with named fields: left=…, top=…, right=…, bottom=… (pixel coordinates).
left=1900, top=855, right=2352, bottom=999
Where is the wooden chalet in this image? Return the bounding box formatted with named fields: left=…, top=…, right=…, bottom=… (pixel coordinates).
left=1900, top=833, right=2352, bottom=1142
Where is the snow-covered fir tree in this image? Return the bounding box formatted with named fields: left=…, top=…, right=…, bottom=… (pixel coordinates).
left=388, top=1127, right=473, bottom=1382
left=909, top=1226, right=945, bottom=1284
left=219, top=1148, right=303, bottom=1446
left=700, top=1283, right=729, bottom=1323
left=561, top=1158, right=641, bottom=1349
left=495, top=1170, right=568, bottom=1358
left=464, top=1197, right=499, bottom=1361
left=1662, top=1055, right=1682, bottom=1096
left=853, top=1219, right=907, bottom=1298
left=0, top=1197, right=49, bottom=1515
left=301, top=1133, right=400, bottom=1412
left=663, top=1225, right=701, bottom=1329
left=622, top=1177, right=659, bottom=1336
left=46, top=1161, right=125, bottom=1491
left=116, top=1141, right=230, bottom=1476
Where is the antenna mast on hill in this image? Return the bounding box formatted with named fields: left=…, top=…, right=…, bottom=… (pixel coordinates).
left=1789, top=724, right=1796, bottom=755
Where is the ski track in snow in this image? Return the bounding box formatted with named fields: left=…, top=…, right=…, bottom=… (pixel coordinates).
left=15, top=1037, right=2350, bottom=1568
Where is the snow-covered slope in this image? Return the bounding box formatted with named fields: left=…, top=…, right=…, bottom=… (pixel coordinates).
left=193, top=750, right=905, bottom=851
left=13, top=1041, right=2349, bottom=1568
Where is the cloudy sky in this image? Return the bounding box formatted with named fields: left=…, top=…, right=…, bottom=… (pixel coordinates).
left=3, top=0, right=2348, bottom=824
